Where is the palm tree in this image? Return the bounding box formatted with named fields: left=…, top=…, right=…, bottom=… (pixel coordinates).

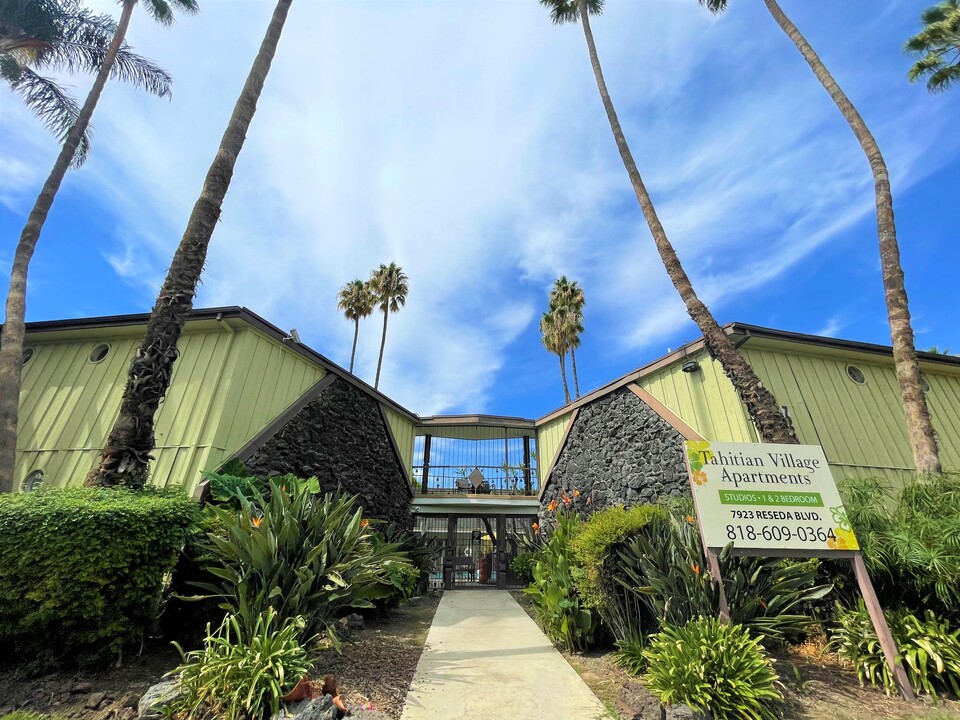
left=0, top=0, right=172, bottom=160
left=699, top=0, right=942, bottom=473
left=541, top=309, right=571, bottom=404
left=368, top=262, right=409, bottom=391
left=906, top=0, right=960, bottom=93
left=542, top=0, right=798, bottom=444
left=85, top=0, right=293, bottom=489
left=337, top=279, right=374, bottom=374
left=549, top=276, right=585, bottom=398
left=0, top=0, right=189, bottom=495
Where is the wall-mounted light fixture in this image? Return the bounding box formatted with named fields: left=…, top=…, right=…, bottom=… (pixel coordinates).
left=681, top=360, right=701, bottom=373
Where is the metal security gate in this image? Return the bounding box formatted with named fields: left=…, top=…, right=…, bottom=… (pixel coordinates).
left=424, top=514, right=536, bottom=590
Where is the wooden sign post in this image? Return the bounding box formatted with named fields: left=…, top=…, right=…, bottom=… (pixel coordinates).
left=684, top=440, right=915, bottom=701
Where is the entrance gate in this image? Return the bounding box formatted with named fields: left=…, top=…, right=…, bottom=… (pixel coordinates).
left=414, top=514, right=535, bottom=590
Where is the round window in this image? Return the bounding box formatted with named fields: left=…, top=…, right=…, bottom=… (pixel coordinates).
left=22, top=347, right=34, bottom=364
left=921, top=376, right=931, bottom=393
left=89, top=343, right=110, bottom=363
left=846, top=365, right=866, bottom=385
left=21, top=469, right=44, bottom=493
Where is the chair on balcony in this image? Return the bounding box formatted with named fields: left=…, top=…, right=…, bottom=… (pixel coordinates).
left=455, top=477, right=472, bottom=493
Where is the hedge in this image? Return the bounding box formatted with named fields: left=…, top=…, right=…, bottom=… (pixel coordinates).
left=0, top=486, right=198, bottom=670
left=570, top=504, right=664, bottom=609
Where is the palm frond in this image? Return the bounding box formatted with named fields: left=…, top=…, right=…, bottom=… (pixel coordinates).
left=539, top=0, right=603, bottom=26
left=141, top=0, right=199, bottom=27
left=0, top=59, right=89, bottom=164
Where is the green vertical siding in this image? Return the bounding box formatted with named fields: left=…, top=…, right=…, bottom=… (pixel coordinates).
left=637, top=351, right=758, bottom=443
left=741, top=344, right=960, bottom=482
left=209, top=329, right=325, bottom=473
left=383, top=406, right=416, bottom=472
left=16, top=324, right=325, bottom=495
left=536, top=412, right=573, bottom=476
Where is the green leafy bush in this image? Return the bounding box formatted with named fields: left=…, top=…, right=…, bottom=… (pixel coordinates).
left=617, top=507, right=831, bottom=643
left=571, top=504, right=663, bottom=609
left=374, top=522, right=444, bottom=596
left=170, top=608, right=311, bottom=719
left=642, top=617, right=783, bottom=720
left=832, top=602, right=960, bottom=698
left=510, top=551, right=539, bottom=585
left=524, top=507, right=598, bottom=651
left=194, top=479, right=405, bottom=647
left=613, top=632, right=648, bottom=676
left=0, top=486, right=198, bottom=669
left=842, top=474, right=960, bottom=618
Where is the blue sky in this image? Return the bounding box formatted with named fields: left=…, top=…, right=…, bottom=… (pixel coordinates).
left=1, top=0, right=958, bottom=419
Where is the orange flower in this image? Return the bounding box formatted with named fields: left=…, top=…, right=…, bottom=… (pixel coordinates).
left=691, top=563, right=700, bottom=575
left=360, top=519, right=369, bottom=528
left=547, top=501, right=558, bottom=512
left=573, top=490, right=581, bottom=497
left=532, top=522, right=539, bottom=532
left=251, top=516, right=262, bottom=528
left=562, top=493, right=571, bottom=506
left=692, top=470, right=708, bottom=486
left=686, top=515, right=695, bottom=525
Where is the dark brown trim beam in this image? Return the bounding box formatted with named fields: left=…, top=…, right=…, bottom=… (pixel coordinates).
left=230, top=373, right=338, bottom=464
left=628, top=384, right=704, bottom=440
left=538, top=408, right=580, bottom=501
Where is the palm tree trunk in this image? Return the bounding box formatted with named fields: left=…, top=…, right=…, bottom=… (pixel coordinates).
left=762, top=0, right=940, bottom=472
left=349, top=318, right=360, bottom=373
left=577, top=0, right=797, bottom=444
left=86, top=0, right=294, bottom=488
left=571, top=346, right=581, bottom=398
left=0, top=1, right=136, bottom=494
left=375, top=309, right=388, bottom=390
left=560, top=353, right=571, bottom=404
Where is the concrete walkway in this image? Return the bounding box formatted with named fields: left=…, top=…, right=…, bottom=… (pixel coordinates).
left=400, top=590, right=611, bottom=720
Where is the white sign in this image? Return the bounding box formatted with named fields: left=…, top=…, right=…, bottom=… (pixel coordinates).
left=684, top=440, right=858, bottom=553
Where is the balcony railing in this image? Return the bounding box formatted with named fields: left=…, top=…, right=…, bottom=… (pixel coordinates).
left=414, top=464, right=539, bottom=496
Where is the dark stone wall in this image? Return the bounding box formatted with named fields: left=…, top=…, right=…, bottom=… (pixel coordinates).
left=247, top=377, right=412, bottom=527
left=540, top=387, right=688, bottom=521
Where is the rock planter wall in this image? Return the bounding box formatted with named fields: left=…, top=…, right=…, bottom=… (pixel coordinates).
left=247, top=378, right=412, bottom=527
left=540, top=387, right=688, bottom=520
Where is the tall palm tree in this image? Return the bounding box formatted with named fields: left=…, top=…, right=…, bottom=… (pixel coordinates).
left=369, top=262, right=409, bottom=390
left=0, top=0, right=188, bottom=495
left=1, top=0, right=171, bottom=160
left=699, top=0, right=942, bottom=473
left=85, top=0, right=293, bottom=489
left=337, top=279, right=374, bottom=374
left=549, top=275, right=585, bottom=398
left=541, top=309, right=571, bottom=404
left=906, top=0, right=960, bottom=93
left=542, top=0, right=798, bottom=444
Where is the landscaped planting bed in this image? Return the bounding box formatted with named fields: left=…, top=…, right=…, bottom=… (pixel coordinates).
left=516, top=474, right=960, bottom=720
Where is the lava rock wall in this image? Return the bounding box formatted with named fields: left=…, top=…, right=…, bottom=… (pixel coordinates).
left=540, top=387, right=688, bottom=520
left=247, top=377, right=412, bottom=527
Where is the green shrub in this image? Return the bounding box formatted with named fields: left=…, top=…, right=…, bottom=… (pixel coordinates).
left=524, top=507, right=598, bottom=652
left=832, top=602, right=960, bottom=698
left=842, top=474, right=960, bottom=619
left=617, top=507, right=831, bottom=643
left=0, top=486, right=198, bottom=669
left=170, top=608, right=311, bottom=720
left=571, top=504, right=663, bottom=610
left=374, top=522, right=444, bottom=596
left=194, top=479, right=406, bottom=647
left=510, top=551, right=539, bottom=585
left=613, top=633, right=648, bottom=676
left=642, top=617, right=783, bottom=720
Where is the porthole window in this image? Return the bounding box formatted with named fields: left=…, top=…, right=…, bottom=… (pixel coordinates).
left=22, top=347, right=34, bottom=365
left=846, top=365, right=866, bottom=385
left=921, top=376, right=931, bottom=393
left=21, top=469, right=44, bottom=493
left=89, top=343, right=110, bottom=363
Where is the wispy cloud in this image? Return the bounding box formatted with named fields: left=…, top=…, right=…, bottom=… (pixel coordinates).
left=1, top=0, right=957, bottom=415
